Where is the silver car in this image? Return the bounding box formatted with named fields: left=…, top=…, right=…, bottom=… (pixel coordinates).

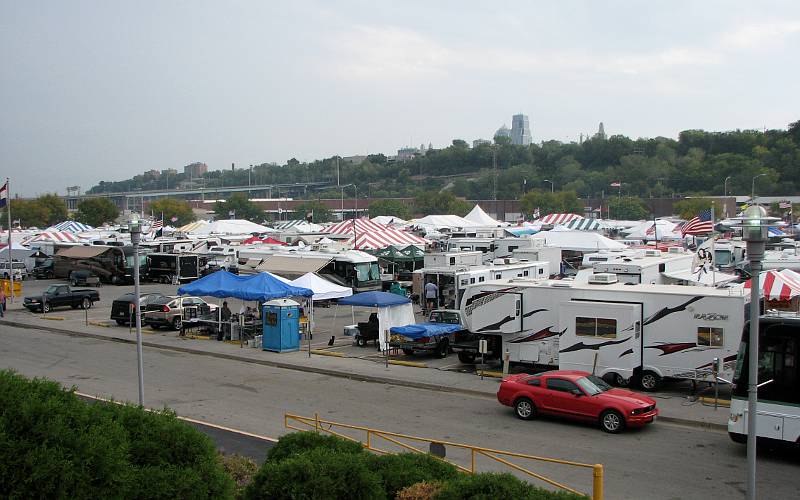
left=143, top=295, right=217, bottom=330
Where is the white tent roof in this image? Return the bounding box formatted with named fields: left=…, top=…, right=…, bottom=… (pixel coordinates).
left=464, top=205, right=507, bottom=227
left=531, top=230, right=627, bottom=252
left=194, top=219, right=273, bottom=235
left=288, top=272, right=353, bottom=301
left=623, top=220, right=680, bottom=241
left=370, top=215, right=409, bottom=227
left=410, top=214, right=479, bottom=230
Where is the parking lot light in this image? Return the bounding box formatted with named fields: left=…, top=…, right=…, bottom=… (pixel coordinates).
left=129, top=217, right=145, bottom=406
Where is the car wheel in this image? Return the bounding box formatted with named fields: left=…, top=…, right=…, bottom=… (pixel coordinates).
left=639, top=371, right=662, bottom=392
left=43, top=303, right=51, bottom=313
left=81, top=298, right=91, bottom=310
left=402, top=348, right=415, bottom=356
left=435, top=339, right=449, bottom=359
left=457, top=351, right=476, bottom=364
left=172, top=317, right=182, bottom=331
left=115, top=319, right=126, bottom=326
left=614, top=373, right=630, bottom=387
left=356, top=337, right=367, bottom=347
left=600, top=410, right=625, bottom=434
left=514, top=397, right=537, bottom=420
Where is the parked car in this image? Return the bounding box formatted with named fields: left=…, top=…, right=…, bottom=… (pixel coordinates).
left=69, top=269, right=101, bottom=287
left=23, top=284, right=100, bottom=313
left=0, top=261, right=28, bottom=281
left=496, top=370, right=658, bottom=434
left=110, top=292, right=165, bottom=326
left=389, top=309, right=464, bottom=358
left=143, top=295, right=217, bottom=330
left=32, top=258, right=54, bottom=279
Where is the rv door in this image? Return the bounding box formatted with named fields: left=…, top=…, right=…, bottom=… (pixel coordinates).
left=557, top=301, right=642, bottom=381
left=463, top=292, right=523, bottom=334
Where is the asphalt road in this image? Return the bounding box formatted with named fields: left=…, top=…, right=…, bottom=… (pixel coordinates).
left=1, top=324, right=797, bottom=499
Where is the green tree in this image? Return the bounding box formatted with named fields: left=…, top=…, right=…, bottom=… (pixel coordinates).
left=36, top=193, right=69, bottom=225
left=213, top=193, right=264, bottom=222
left=606, top=197, right=649, bottom=220
left=368, top=199, right=413, bottom=220
left=75, top=198, right=120, bottom=226
left=2, top=199, right=50, bottom=228
left=519, top=190, right=582, bottom=218
left=673, top=198, right=715, bottom=219
left=414, top=191, right=470, bottom=216
left=293, top=200, right=332, bottom=223
left=149, top=198, right=196, bottom=226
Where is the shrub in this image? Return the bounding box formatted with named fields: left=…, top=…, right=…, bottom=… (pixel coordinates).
left=435, top=473, right=588, bottom=500
left=243, top=448, right=385, bottom=500
left=265, top=431, right=365, bottom=463
left=396, top=481, right=445, bottom=500
left=0, top=370, right=234, bottom=499
left=367, top=453, right=459, bottom=498
left=218, top=453, right=258, bottom=495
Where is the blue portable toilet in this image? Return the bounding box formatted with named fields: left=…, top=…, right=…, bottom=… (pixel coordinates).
left=262, top=298, right=300, bottom=352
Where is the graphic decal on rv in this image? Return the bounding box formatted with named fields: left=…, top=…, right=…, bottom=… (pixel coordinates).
left=640, top=296, right=704, bottom=327
left=463, top=288, right=517, bottom=317
left=560, top=337, right=630, bottom=354
left=645, top=342, right=699, bottom=355
left=478, top=315, right=516, bottom=332
left=509, top=326, right=566, bottom=343
left=522, top=308, right=547, bottom=319
left=619, top=348, right=633, bottom=357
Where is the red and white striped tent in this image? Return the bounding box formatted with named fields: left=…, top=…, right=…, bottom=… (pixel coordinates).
left=347, top=227, right=429, bottom=250
left=25, top=231, right=83, bottom=243
left=325, top=217, right=388, bottom=235
left=538, top=213, right=583, bottom=225
left=744, top=269, right=800, bottom=301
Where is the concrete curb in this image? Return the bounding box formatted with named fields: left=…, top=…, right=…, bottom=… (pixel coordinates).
left=0, top=320, right=494, bottom=399
left=1, top=319, right=731, bottom=432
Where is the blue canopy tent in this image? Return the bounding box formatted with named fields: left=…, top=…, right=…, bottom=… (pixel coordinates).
left=338, top=291, right=415, bottom=351
left=177, top=270, right=313, bottom=345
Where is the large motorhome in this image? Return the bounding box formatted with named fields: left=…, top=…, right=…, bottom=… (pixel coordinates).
left=53, top=245, right=148, bottom=284
left=576, top=249, right=694, bottom=285
left=458, top=274, right=748, bottom=390
left=447, top=237, right=535, bottom=263
left=413, top=258, right=550, bottom=310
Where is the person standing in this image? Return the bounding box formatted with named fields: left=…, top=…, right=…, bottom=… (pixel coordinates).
left=0, top=286, right=5, bottom=317
left=219, top=301, right=232, bottom=341
left=424, top=280, right=438, bottom=315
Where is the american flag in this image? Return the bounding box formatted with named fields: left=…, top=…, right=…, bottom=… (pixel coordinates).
left=779, top=200, right=792, bottom=209
left=681, top=209, right=714, bottom=236
left=149, top=214, right=164, bottom=235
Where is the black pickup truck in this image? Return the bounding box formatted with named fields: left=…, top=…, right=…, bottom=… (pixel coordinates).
left=23, top=284, right=100, bottom=313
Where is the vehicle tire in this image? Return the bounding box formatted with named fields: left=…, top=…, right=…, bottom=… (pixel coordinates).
left=600, top=410, right=625, bottom=434
left=42, top=303, right=51, bottom=313
left=356, top=336, right=367, bottom=347
left=514, top=397, right=537, bottom=420
left=116, top=319, right=126, bottom=326
left=71, top=304, right=78, bottom=309
left=111, top=275, right=121, bottom=286
left=457, top=351, right=477, bottom=364
left=402, top=348, right=415, bottom=356
left=81, top=298, right=91, bottom=310
left=639, top=371, right=662, bottom=392
left=172, top=317, right=182, bottom=331
left=613, top=373, right=630, bottom=387
left=435, top=339, right=449, bottom=359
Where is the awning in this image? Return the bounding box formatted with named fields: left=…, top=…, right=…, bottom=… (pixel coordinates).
left=256, top=255, right=332, bottom=277
left=57, top=246, right=109, bottom=258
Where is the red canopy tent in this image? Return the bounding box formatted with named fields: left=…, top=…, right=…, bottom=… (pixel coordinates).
left=241, top=236, right=286, bottom=245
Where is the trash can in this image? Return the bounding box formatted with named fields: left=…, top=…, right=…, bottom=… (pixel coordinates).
left=262, top=298, right=300, bottom=353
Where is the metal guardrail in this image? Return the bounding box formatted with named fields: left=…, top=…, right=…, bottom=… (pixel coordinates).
left=285, top=413, right=603, bottom=499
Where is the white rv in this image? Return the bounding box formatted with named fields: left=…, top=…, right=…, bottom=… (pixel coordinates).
left=447, top=237, right=534, bottom=263
left=458, top=274, right=748, bottom=390
left=578, top=249, right=694, bottom=285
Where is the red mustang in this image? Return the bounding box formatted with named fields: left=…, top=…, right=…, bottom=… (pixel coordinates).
left=497, top=370, right=658, bottom=433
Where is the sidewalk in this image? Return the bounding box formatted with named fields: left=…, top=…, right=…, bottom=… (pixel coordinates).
left=0, top=308, right=730, bottom=431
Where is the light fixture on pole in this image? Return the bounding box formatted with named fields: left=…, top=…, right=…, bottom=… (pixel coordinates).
left=128, top=216, right=145, bottom=407
left=543, top=179, right=554, bottom=193
left=751, top=173, right=767, bottom=203
left=732, top=204, right=778, bottom=500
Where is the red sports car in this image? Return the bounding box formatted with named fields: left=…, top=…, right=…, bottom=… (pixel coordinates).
left=497, top=370, right=658, bottom=433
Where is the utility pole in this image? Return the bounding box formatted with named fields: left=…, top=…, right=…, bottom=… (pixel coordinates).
left=336, top=158, right=340, bottom=187
left=492, top=147, right=497, bottom=201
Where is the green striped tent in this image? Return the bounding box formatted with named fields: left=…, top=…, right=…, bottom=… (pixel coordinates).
left=563, top=218, right=602, bottom=231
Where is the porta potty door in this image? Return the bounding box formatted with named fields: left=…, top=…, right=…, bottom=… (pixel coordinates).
left=557, top=301, right=642, bottom=381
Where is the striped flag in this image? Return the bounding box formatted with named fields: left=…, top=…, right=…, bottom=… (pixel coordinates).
left=779, top=200, right=792, bottom=209
left=681, top=209, right=714, bottom=236
left=0, top=181, right=7, bottom=208
left=149, top=213, right=164, bottom=237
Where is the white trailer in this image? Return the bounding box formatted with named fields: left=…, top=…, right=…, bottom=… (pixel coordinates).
left=458, top=274, right=748, bottom=390
left=581, top=249, right=694, bottom=285
left=447, top=237, right=535, bottom=263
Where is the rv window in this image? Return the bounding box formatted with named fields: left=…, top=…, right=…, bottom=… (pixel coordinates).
left=460, top=279, right=469, bottom=286
left=449, top=257, right=456, bottom=265
left=523, top=270, right=529, bottom=276
left=546, top=378, right=578, bottom=393
left=538, top=268, right=544, bottom=275
left=576, top=317, right=617, bottom=338
left=495, top=274, right=501, bottom=279
left=470, top=277, right=475, bottom=284
left=697, top=327, right=723, bottom=347
left=478, top=277, right=485, bottom=282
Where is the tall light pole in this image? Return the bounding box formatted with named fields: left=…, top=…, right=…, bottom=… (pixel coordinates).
left=724, top=176, right=732, bottom=197
left=733, top=205, right=778, bottom=500
left=751, top=173, right=767, bottom=203
left=340, top=183, right=353, bottom=221
left=543, top=179, right=554, bottom=193
left=129, top=217, right=145, bottom=406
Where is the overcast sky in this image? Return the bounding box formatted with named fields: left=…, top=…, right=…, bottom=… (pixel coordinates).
left=2, top=1, right=799, bottom=196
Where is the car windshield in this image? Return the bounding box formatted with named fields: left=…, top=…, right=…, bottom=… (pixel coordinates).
left=45, top=285, right=63, bottom=294
left=576, top=375, right=612, bottom=396
left=429, top=311, right=460, bottom=324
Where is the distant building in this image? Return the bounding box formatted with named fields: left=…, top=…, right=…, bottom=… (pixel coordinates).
left=396, top=147, right=420, bottom=162
left=494, top=124, right=512, bottom=141
left=342, top=155, right=367, bottom=164
left=511, top=114, right=532, bottom=146
left=161, top=168, right=178, bottom=176
left=595, top=122, right=606, bottom=140
left=473, top=139, right=492, bottom=148
left=144, top=169, right=161, bottom=178
left=183, top=162, right=208, bottom=178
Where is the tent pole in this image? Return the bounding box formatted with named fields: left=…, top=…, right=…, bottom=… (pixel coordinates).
left=308, top=298, right=313, bottom=358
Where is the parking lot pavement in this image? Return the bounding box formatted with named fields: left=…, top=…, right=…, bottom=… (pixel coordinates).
left=4, top=279, right=731, bottom=429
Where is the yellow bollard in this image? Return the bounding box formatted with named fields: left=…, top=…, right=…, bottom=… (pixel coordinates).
left=592, top=464, right=604, bottom=500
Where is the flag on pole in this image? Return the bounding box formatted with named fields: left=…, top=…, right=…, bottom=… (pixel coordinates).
left=681, top=209, right=714, bottom=236
left=0, top=181, right=8, bottom=208
left=533, top=207, right=540, bottom=219
left=779, top=200, right=792, bottom=210
left=149, top=213, right=164, bottom=237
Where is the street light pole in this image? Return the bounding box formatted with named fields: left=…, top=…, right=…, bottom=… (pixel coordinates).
left=724, top=176, right=731, bottom=197
left=543, top=179, right=554, bottom=193
left=129, top=218, right=145, bottom=406
left=751, top=173, right=767, bottom=203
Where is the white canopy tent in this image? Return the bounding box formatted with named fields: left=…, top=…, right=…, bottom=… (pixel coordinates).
left=531, top=230, right=627, bottom=252
left=287, top=272, right=353, bottom=301
left=193, top=219, right=274, bottom=235
left=623, top=220, right=681, bottom=241
left=410, top=214, right=480, bottom=231
left=464, top=205, right=507, bottom=227
left=370, top=215, right=409, bottom=227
